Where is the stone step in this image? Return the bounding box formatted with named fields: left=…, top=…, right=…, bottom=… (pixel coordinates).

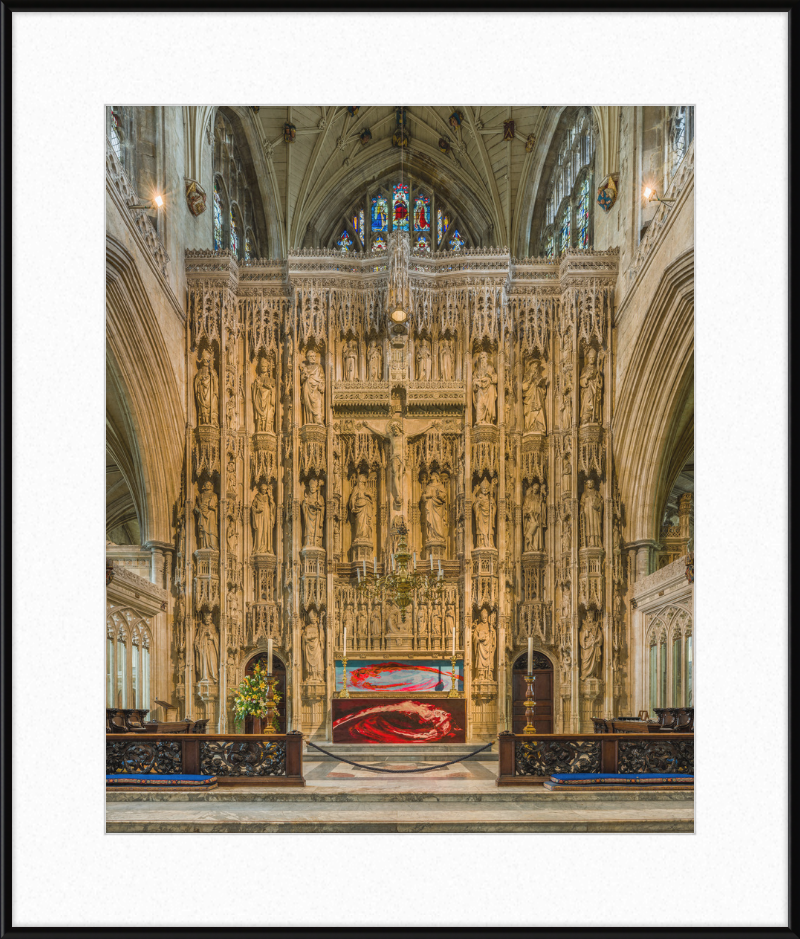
left=105, top=797, right=694, bottom=832
left=106, top=786, right=693, bottom=804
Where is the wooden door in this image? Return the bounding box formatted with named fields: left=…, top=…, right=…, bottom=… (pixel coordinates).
left=243, top=654, right=287, bottom=733
left=512, top=661, right=553, bottom=734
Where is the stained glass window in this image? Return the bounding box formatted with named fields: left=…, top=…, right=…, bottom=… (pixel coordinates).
left=437, top=209, right=450, bottom=245
left=449, top=229, right=465, bottom=251
left=352, top=210, right=365, bottom=245
left=415, top=234, right=430, bottom=252
left=230, top=207, right=239, bottom=256
left=413, top=193, right=431, bottom=232
left=371, top=195, right=388, bottom=232
left=537, top=108, right=594, bottom=254
left=558, top=212, right=571, bottom=254
left=392, top=183, right=409, bottom=231
left=337, top=230, right=353, bottom=252
left=109, top=109, right=122, bottom=161
left=213, top=180, right=223, bottom=251
left=245, top=230, right=253, bottom=261
left=544, top=234, right=555, bottom=259
left=371, top=233, right=387, bottom=253
left=576, top=176, right=590, bottom=249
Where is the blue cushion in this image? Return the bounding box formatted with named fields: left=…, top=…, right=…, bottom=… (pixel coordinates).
left=548, top=772, right=693, bottom=786
left=550, top=773, right=693, bottom=780
left=106, top=774, right=216, bottom=786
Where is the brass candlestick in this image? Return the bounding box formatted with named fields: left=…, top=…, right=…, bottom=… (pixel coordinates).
left=263, top=677, right=278, bottom=732
left=447, top=656, right=460, bottom=698
left=523, top=674, right=536, bottom=734
left=339, top=656, right=350, bottom=698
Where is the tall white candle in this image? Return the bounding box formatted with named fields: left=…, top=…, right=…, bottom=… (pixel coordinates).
left=527, top=637, right=533, bottom=675
left=343, top=627, right=347, bottom=657
left=374, top=556, right=377, bottom=573
left=268, top=638, right=273, bottom=676
left=430, top=554, right=433, bottom=571
left=452, top=626, right=456, bottom=658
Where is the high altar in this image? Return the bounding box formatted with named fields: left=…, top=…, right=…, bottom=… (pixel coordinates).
left=176, top=232, right=622, bottom=738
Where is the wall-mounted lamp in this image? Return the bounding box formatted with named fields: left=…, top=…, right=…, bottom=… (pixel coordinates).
left=129, top=194, right=165, bottom=211
left=643, top=186, right=675, bottom=206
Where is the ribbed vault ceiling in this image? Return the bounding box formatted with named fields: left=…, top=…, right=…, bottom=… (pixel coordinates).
left=245, top=105, right=559, bottom=255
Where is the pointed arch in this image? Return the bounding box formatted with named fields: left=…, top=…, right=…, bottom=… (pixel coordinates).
left=614, top=249, right=694, bottom=545
left=106, top=235, right=184, bottom=545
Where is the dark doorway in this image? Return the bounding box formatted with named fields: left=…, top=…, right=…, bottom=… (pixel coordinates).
left=511, top=652, right=553, bottom=734
left=243, top=653, right=287, bottom=733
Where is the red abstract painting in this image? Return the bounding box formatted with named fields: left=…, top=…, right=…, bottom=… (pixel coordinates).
left=331, top=698, right=466, bottom=743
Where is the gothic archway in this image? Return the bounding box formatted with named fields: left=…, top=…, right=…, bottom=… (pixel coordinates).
left=511, top=651, right=553, bottom=734
left=243, top=652, right=287, bottom=733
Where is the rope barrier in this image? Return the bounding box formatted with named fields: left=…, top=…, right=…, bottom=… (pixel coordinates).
left=304, top=739, right=494, bottom=773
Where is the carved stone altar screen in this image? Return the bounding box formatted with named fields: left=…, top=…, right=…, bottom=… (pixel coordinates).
left=178, top=236, right=622, bottom=736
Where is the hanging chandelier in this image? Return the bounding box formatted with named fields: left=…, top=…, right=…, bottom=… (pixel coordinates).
left=355, top=521, right=443, bottom=620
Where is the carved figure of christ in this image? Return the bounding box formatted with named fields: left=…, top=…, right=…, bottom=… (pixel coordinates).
left=361, top=418, right=441, bottom=520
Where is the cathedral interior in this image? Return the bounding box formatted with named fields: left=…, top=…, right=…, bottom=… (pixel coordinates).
left=105, top=104, right=694, bottom=743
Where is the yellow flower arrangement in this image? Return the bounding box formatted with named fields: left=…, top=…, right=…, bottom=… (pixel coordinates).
left=232, top=660, right=282, bottom=730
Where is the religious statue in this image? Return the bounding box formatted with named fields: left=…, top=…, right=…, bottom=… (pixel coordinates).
left=343, top=603, right=355, bottom=647
left=472, top=350, right=498, bottom=424
left=226, top=513, right=238, bottom=556
left=579, top=611, right=603, bottom=679
left=560, top=386, right=572, bottom=430
left=300, top=349, right=325, bottom=425
left=227, top=590, right=241, bottom=647
left=581, top=479, right=603, bottom=548
left=226, top=452, right=236, bottom=486
left=439, top=337, right=454, bottom=381
left=504, top=378, right=515, bottom=429
left=472, top=477, right=497, bottom=548
left=522, top=359, right=548, bottom=434
left=416, top=603, right=429, bottom=642
left=252, top=357, right=275, bottom=433
left=251, top=481, right=275, bottom=554
left=194, top=349, right=218, bottom=426
left=416, top=338, right=432, bottom=381
left=431, top=606, right=443, bottom=644
left=226, top=385, right=237, bottom=428
left=562, top=450, right=572, bottom=493
left=370, top=606, right=382, bottom=648
left=473, top=608, right=496, bottom=680
left=343, top=339, right=358, bottom=382
left=302, top=609, right=324, bottom=681
left=561, top=517, right=572, bottom=554
left=367, top=339, right=382, bottom=381
left=332, top=451, right=342, bottom=496
left=579, top=347, right=603, bottom=425
left=195, top=610, right=219, bottom=682
left=194, top=480, right=219, bottom=550
left=421, top=472, right=447, bottom=545
left=348, top=472, right=374, bottom=545
left=301, top=478, right=325, bottom=548
left=388, top=423, right=405, bottom=511
left=523, top=482, right=546, bottom=552
left=445, top=601, right=456, bottom=640
left=560, top=585, right=571, bottom=622
left=356, top=604, right=368, bottom=647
